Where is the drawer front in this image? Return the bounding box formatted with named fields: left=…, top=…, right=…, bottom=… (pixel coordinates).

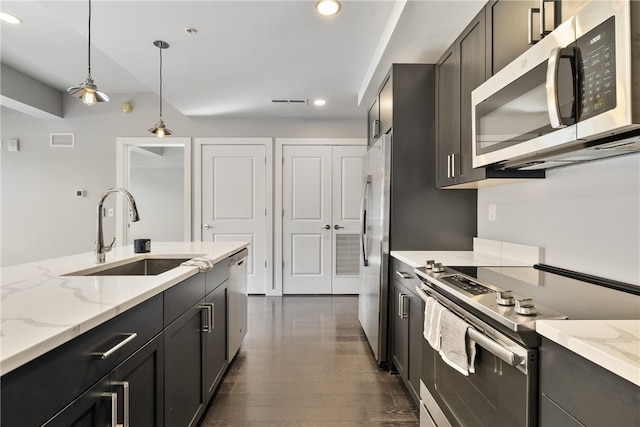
left=205, top=260, right=230, bottom=295
left=164, top=272, right=206, bottom=325
left=391, top=257, right=420, bottom=293
left=1, top=294, right=163, bottom=427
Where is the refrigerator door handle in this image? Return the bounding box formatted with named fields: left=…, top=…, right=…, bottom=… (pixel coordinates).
left=360, top=175, right=372, bottom=267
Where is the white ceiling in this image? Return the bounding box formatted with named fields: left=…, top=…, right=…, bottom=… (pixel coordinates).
left=1, top=0, right=485, bottom=120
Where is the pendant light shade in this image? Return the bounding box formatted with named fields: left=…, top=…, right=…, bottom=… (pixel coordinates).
left=149, top=40, right=172, bottom=137
left=67, top=0, right=108, bottom=106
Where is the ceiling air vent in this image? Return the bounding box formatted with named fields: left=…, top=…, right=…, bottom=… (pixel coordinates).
left=50, top=133, right=75, bottom=148
left=271, top=99, right=308, bottom=106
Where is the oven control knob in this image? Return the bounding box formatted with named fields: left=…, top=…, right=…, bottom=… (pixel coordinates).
left=425, top=260, right=435, bottom=269
left=432, top=263, right=445, bottom=273
left=496, top=290, right=515, bottom=306
left=515, top=298, right=537, bottom=316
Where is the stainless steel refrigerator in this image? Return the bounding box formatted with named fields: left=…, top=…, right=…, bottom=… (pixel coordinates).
left=358, top=132, right=478, bottom=366
left=359, top=134, right=391, bottom=364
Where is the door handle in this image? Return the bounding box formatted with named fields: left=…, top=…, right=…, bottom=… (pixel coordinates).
left=203, top=224, right=213, bottom=229
left=334, top=225, right=344, bottom=230
left=322, top=224, right=331, bottom=230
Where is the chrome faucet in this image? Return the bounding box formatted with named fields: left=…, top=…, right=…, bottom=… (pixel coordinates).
left=96, top=188, right=140, bottom=263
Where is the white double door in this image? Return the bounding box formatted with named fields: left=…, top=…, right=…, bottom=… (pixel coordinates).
left=201, top=144, right=267, bottom=294
left=282, top=145, right=366, bottom=294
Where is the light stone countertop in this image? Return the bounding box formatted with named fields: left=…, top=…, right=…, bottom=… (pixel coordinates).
left=390, top=250, right=532, bottom=269
left=0, top=241, right=248, bottom=376
left=537, top=320, right=640, bottom=387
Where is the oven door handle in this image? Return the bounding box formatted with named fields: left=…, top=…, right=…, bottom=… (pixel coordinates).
left=468, top=328, right=522, bottom=367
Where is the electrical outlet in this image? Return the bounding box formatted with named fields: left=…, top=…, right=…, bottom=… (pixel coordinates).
left=488, top=204, right=497, bottom=221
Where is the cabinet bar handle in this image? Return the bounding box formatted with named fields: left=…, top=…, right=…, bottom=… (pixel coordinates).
left=446, top=154, right=451, bottom=178
left=396, top=271, right=411, bottom=279
left=398, top=293, right=409, bottom=319
left=112, top=381, right=130, bottom=427
left=528, top=8, right=541, bottom=44
left=200, top=303, right=214, bottom=333
left=450, top=153, right=456, bottom=178
left=102, top=392, right=118, bottom=427
left=92, top=333, right=137, bottom=360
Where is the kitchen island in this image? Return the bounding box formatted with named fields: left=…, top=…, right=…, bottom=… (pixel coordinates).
left=1, top=241, right=248, bottom=427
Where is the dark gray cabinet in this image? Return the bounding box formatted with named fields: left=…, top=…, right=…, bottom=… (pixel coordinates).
left=368, top=64, right=476, bottom=252
left=165, top=266, right=229, bottom=427
left=486, top=0, right=540, bottom=75
left=540, top=337, right=640, bottom=426
left=367, top=97, right=380, bottom=147
left=164, top=301, right=208, bottom=427
left=435, top=45, right=459, bottom=188
left=390, top=257, right=423, bottom=407
left=111, top=334, right=165, bottom=427
left=379, top=76, right=393, bottom=137
left=435, top=5, right=545, bottom=189
left=204, top=284, right=228, bottom=400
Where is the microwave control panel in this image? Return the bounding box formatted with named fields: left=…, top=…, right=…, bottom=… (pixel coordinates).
left=578, top=16, right=616, bottom=120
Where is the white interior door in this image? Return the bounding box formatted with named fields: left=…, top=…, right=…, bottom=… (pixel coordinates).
left=332, top=145, right=366, bottom=294
left=282, top=145, right=332, bottom=294
left=282, top=145, right=365, bottom=294
left=201, top=145, right=267, bottom=294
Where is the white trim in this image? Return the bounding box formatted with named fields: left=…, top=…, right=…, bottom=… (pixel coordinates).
left=194, top=137, right=275, bottom=295
left=115, top=137, right=192, bottom=246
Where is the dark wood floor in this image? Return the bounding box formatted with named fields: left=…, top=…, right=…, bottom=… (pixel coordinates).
left=200, top=295, right=419, bottom=426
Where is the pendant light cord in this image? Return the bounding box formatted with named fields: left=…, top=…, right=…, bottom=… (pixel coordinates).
left=87, top=0, right=92, bottom=75
left=159, top=46, right=163, bottom=119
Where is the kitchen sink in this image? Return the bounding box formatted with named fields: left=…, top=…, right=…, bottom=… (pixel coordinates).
left=65, top=257, right=192, bottom=276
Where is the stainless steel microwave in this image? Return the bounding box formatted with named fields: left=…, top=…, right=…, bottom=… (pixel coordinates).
left=472, top=0, right=640, bottom=170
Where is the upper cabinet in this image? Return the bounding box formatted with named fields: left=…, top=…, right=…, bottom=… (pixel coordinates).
left=486, top=0, right=541, bottom=75
left=367, top=98, right=380, bottom=147
left=435, top=1, right=547, bottom=189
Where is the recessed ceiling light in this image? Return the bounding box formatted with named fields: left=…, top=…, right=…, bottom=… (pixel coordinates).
left=315, top=0, right=341, bottom=16
left=314, top=99, right=327, bottom=106
left=1, top=12, right=22, bottom=24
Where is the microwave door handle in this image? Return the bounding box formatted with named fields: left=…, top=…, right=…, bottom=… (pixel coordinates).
left=546, top=47, right=567, bottom=129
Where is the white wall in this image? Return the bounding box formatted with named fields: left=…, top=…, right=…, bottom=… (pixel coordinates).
left=478, top=153, right=640, bottom=285
left=128, top=147, right=184, bottom=243
left=1, top=92, right=363, bottom=266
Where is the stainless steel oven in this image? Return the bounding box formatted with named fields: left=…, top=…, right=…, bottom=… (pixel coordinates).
left=472, top=0, right=640, bottom=170
left=415, top=283, right=538, bottom=427
left=414, top=261, right=640, bottom=427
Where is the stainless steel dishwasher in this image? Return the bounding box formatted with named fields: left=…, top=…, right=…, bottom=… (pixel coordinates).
left=228, top=248, right=248, bottom=361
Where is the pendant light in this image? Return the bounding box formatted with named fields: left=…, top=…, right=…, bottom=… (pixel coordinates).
left=67, top=0, right=109, bottom=106
left=149, top=40, right=172, bottom=137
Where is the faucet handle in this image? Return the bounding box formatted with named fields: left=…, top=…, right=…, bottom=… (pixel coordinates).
left=105, top=237, right=116, bottom=252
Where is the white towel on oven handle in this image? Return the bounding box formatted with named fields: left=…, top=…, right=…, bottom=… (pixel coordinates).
left=423, top=296, right=446, bottom=351
left=438, top=309, right=477, bottom=376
